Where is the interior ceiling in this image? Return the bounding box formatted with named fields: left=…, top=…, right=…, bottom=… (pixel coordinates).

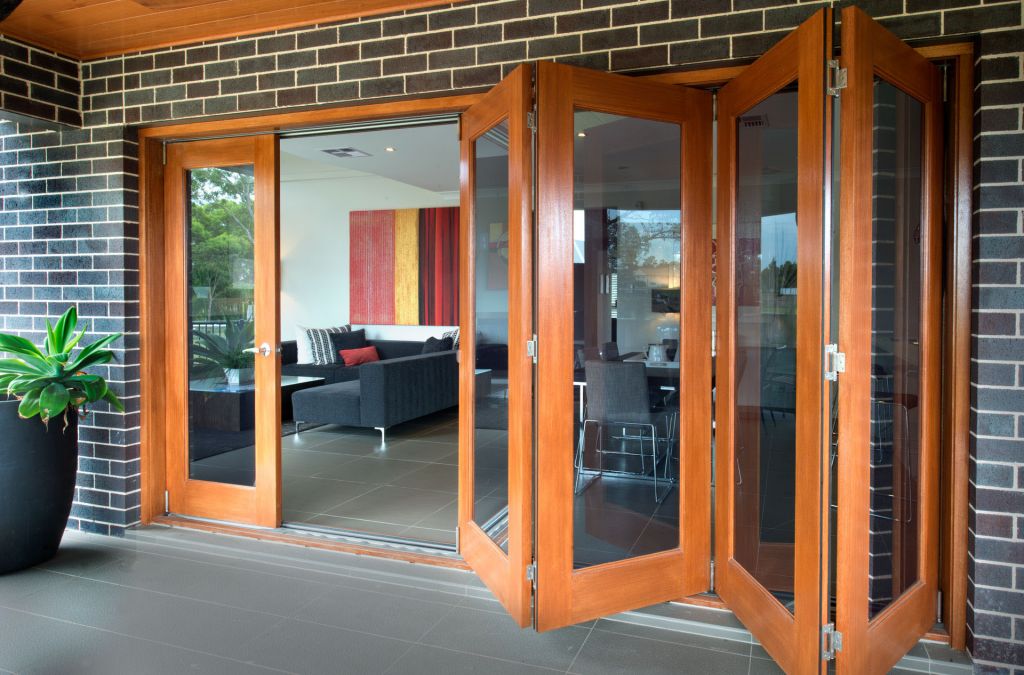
left=280, top=122, right=459, bottom=195
left=0, top=0, right=466, bottom=60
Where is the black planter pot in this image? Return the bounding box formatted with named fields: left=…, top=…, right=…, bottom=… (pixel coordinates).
left=0, top=400, right=79, bottom=574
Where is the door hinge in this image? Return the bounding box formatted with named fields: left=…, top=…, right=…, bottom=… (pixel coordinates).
left=526, top=335, right=538, bottom=364
left=827, top=59, right=847, bottom=97
left=161, top=141, right=167, bottom=165
left=709, top=559, right=715, bottom=591
left=526, top=562, right=537, bottom=583
left=824, top=343, right=846, bottom=381
left=822, top=623, right=843, bottom=661
left=526, top=109, right=537, bottom=133
left=454, top=526, right=460, bottom=551
left=937, top=590, right=943, bottom=622
left=164, top=489, right=169, bottom=513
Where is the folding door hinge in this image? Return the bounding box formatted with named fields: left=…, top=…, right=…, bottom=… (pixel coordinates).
left=526, top=562, right=537, bottom=583
left=824, top=343, right=846, bottom=381
left=827, top=59, right=847, bottom=97
left=455, top=526, right=460, bottom=551
left=161, top=141, right=167, bottom=165
left=821, top=623, right=843, bottom=661
left=164, top=490, right=169, bottom=513
left=709, top=559, right=715, bottom=591
left=526, top=109, right=537, bottom=133
left=526, top=335, right=538, bottom=364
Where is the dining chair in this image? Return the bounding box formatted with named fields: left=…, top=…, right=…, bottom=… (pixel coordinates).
left=574, top=360, right=674, bottom=502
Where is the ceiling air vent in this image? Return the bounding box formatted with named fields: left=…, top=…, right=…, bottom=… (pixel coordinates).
left=739, top=115, right=768, bottom=128
left=322, top=147, right=372, bottom=158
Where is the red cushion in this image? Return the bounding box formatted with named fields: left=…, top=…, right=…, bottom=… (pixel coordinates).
left=338, top=345, right=380, bottom=366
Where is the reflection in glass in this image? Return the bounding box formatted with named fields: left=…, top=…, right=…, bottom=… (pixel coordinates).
left=186, top=166, right=257, bottom=486
left=732, top=88, right=798, bottom=612
left=472, top=122, right=512, bottom=548
left=868, top=79, right=923, bottom=618
left=571, top=111, right=682, bottom=569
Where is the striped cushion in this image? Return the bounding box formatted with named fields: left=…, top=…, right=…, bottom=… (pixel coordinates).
left=297, top=325, right=350, bottom=365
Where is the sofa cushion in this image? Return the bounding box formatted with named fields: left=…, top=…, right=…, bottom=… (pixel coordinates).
left=370, top=340, right=426, bottom=361
left=330, top=329, right=366, bottom=353
left=339, top=345, right=380, bottom=366
left=291, top=380, right=362, bottom=427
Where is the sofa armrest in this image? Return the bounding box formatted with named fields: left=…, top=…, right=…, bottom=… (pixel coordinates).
left=358, top=351, right=457, bottom=428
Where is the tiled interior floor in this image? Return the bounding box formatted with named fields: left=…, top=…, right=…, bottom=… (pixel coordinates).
left=0, top=528, right=970, bottom=674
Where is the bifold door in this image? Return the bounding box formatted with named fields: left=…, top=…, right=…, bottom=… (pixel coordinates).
left=834, top=6, right=944, bottom=673
left=164, top=135, right=281, bottom=527
left=715, top=10, right=831, bottom=673
left=458, top=64, right=534, bottom=627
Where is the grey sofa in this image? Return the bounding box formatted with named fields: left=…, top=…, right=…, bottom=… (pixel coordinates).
left=280, top=339, right=425, bottom=383
left=289, top=348, right=458, bottom=443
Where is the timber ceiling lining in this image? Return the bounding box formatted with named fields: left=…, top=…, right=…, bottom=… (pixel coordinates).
left=0, top=0, right=466, bottom=60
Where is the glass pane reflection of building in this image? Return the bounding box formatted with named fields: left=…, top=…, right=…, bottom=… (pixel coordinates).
left=571, top=111, right=683, bottom=569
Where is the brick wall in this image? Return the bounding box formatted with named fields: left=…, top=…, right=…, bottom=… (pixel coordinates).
left=0, top=35, right=79, bottom=126
left=0, top=118, right=139, bottom=534
left=0, top=0, right=1022, bottom=670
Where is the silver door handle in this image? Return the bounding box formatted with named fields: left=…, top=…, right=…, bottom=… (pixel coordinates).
left=243, top=342, right=279, bottom=357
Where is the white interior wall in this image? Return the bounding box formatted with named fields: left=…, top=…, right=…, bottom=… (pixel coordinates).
left=279, top=168, right=457, bottom=343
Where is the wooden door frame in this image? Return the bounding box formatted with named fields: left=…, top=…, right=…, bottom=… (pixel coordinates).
left=457, top=63, right=533, bottom=627
left=135, top=43, right=972, bottom=649
left=534, top=60, right=713, bottom=631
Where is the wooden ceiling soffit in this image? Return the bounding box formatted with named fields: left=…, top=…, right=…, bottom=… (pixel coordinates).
left=0, top=0, right=468, bottom=60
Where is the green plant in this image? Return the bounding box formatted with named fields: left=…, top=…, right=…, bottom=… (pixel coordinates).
left=192, top=319, right=255, bottom=374
left=0, top=307, right=125, bottom=424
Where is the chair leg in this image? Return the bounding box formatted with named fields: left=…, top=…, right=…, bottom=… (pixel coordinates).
left=575, top=420, right=588, bottom=494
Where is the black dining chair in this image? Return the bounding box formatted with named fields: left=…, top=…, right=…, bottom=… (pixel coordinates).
left=574, top=360, right=674, bottom=502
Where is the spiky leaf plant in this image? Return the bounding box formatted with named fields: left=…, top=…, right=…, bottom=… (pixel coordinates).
left=191, top=319, right=255, bottom=373
left=0, top=307, right=124, bottom=425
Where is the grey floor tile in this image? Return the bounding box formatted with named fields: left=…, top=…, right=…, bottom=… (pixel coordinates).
left=748, top=655, right=786, bottom=674
left=385, top=644, right=561, bottom=675
left=592, top=619, right=752, bottom=657
left=400, top=525, right=457, bottom=545
left=420, top=606, right=589, bottom=670
left=283, top=474, right=376, bottom=513
left=0, top=574, right=281, bottom=661
left=0, top=567, right=77, bottom=606
left=72, top=546, right=329, bottom=616
left=376, top=439, right=459, bottom=463
left=391, top=462, right=459, bottom=493
left=329, top=485, right=456, bottom=525
left=293, top=584, right=455, bottom=641
left=0, top=607, right=282, bottom=675
left=241, top=617, right=412, bottom=674
left=570, top=629, right=752, bottom=674
left=282, top=448, right=360, bottom=478
left=316, top=456, right=423, bottom=483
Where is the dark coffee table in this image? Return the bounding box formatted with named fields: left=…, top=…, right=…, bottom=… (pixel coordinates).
left=190, top=375, right=325, bottom=432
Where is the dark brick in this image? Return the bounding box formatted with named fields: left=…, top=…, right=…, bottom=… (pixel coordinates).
left=639, top=19, right=699, bottom=44
left=3, top=60, right=55, bottom=87
left=877, top=13, right=942, bottom=40
left=946, top=3, right=1022, bottom=35
left=505, top=17, right=554, bottom=40
left=452, top=65, right=502, bottom=88
left=170, top=100, right=202, bottom=118
left=140, top=70, right=172, bottom=88
left=530, top=0, right=579, bottom=14
left=671, top=0, right=730, bottom=18
left=219, top=40, right=256, bottom=60
left=383, top=15, right=428, bottom=36
left=258, top=34, right=296, bottom=54
left=153, top=51, right=186, bottom=69
left=765, top=3, right=828, bottom=30
left=408, top=31, right=453, bottom=53
left=298, top=27, right=339, bottom=49
left=360, top=76, right=405, bottom=98
left=530, top=35, right=581, bottom=58
left=979, top=133, right=1024, bottom=158
left=611, top=45, right=667, bottom=71
left=406, top=71, right=452, bottom=94
left=204, top=61, right=239, bottom=79
left=29, top=51, right=77, bottom=79
left=258, top=71, right=295, bottom=90
left=362, top=38, right=405, bottom=59
left=429, top=7, right=476, bottom=30
left=317, top=82, right=359, bottom=103
left=276, top=50, right=316, bottom=70
left=203, top=96, right=238, bottom=115
left=172, top=65, right=204, bottom=84
left=980, top=83, right=1024, bottom=108
left=28, top=84, right=77, bottom=111
left=455, top=25, right=503, bottom=47
left=670, top=37, right=730, bottom=64
left=318, top=44, right=360, bottom=65
left=186, top=81, right=219, bottom=99
left=429, top=48, right=476, bottom=70
left=296, top=66, right=338, bottom=86
left=479, top=41, right=527, bottom=64
left=731, top=30, right=789, bottom=58
left=237, top=91, right=276, bottom=111
left=339, top=60, right=381, bottom=81
left=583, top=27, right=637, bottom=51
left=185, top=45, right=219, bottom=64
left=613, top=1, right=669, bottom=25
left=277, top=86, right=317, bottom=106
left=701, top=11, right=763, bottom=37
left=478, top=0, right=526, bottom=23
left=383, top=54, right=427, bottom=75
left=220, top=76, right=257, bottom=95
left=557, top=9, right=610, bottom=33
left=976, top=108, right=1021, bottom=135
left=977, top=56, right=1022, bottom=83
left=238, top=55, right=277, bottom=75
left=340, top=20, right=382, bottom=42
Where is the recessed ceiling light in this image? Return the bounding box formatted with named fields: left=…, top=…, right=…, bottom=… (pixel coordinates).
left=577, top=132, right=586, bottom=138
left=385, top=146, right=396, bottom=152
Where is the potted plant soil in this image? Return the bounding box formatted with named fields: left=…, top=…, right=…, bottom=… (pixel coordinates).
left=0, top=307, right=124, bottom=574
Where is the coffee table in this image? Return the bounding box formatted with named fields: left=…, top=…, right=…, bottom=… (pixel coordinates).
left=190, top=375, right=325, bottom=432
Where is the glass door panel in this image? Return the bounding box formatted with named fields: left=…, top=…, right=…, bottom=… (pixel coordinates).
left=164, top=136, right=281, bottom=528
left=457, top=64, right=533, bottom=627
left=714, top=9, right=830, bottom=673
left=535, top=61, right=712, bottom=631
left=834, top=7, right=943, bottom=673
